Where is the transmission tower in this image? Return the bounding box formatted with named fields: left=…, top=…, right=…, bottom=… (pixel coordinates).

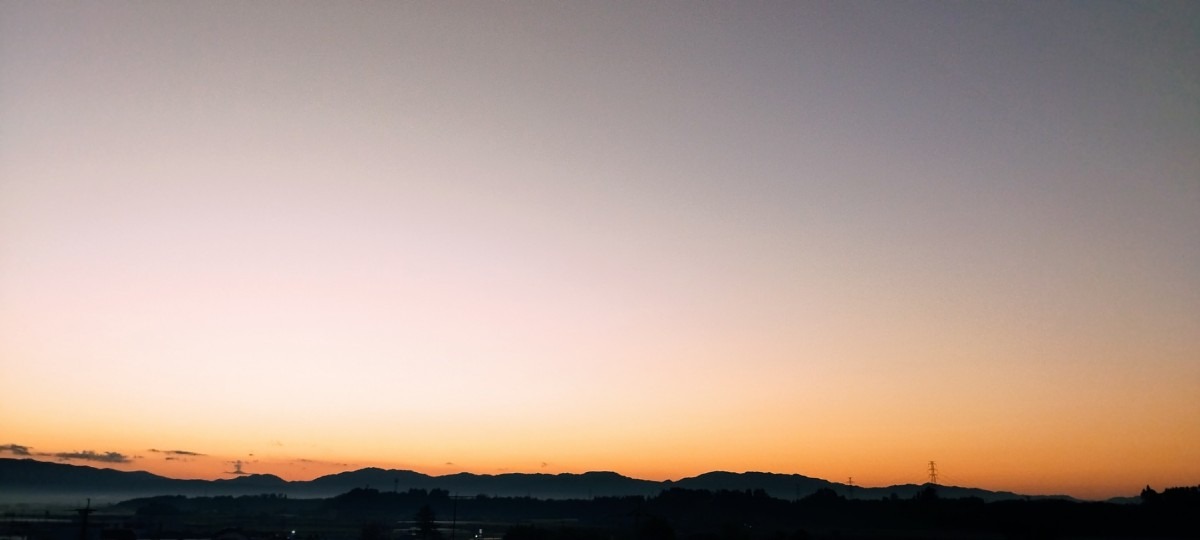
left=75, top=499, right=94, bottom=540
left=927, top=461, right=938, bottom=484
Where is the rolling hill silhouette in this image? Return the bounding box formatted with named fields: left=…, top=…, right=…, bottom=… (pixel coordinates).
left=0, top=458, right=1076, bottom=504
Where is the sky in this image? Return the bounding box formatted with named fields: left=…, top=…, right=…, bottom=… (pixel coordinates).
left=1, top=1, right=1197, bottom=501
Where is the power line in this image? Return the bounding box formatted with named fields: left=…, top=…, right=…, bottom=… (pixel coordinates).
left=927, top=461, right=938, bottom=485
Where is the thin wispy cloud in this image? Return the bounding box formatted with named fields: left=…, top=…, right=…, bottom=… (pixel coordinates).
left=293, top=457, right=351, bottom=467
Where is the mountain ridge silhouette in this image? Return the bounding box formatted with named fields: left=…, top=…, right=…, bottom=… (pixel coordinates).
left=0, top=457, right=1082, bottom=503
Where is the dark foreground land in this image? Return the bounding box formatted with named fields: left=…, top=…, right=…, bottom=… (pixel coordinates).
left=3, top=485, right=1197, bottom=540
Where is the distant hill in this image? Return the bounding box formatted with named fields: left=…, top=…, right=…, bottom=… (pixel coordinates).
left=297, top=467, right=660, bottom=498
left=669, top=471, right=836, bottom=498
left=665, top=470, right=1075, bottom=502
left=0, top=458, right=1078, bottom=504
left=0, top=459, right=290, bottom=503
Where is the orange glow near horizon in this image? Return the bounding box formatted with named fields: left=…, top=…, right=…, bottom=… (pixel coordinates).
left=7, top=388, right=1198, bottom=501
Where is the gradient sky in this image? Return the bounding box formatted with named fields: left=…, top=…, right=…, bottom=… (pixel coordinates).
left=1, top=1, right=1197, bottom=500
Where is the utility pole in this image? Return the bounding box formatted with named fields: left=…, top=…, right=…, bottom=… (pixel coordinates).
left=450, top=494, right=457, bottom=540
left=449, top=494, right=467, bottom=540
left=76, top=499, right=94, bottom=540
left=927, top=461, right=938, bottom=485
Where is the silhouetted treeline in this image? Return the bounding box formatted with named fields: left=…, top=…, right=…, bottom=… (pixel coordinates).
left=27, top=484, right=1197, bottom=540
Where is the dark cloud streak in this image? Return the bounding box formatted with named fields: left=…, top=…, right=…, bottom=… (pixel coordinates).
left=1, top=444, right=32, bottom=456
left=149, top=448, right=205, bottom=456
left=55, top=450, right=132, bottom=463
